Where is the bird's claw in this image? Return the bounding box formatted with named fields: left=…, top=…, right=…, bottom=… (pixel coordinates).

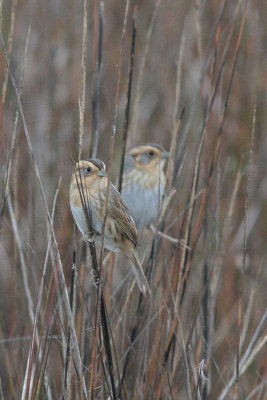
left=90, top=269, right=102, bottom=289
left=83, top=231, right=96, bottom=243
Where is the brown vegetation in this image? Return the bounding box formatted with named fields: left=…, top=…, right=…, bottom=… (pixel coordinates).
left=0, top=0, right=266, bottom=399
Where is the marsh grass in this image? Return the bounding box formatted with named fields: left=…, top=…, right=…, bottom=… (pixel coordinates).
left=0, top=0, right=266, bottom=399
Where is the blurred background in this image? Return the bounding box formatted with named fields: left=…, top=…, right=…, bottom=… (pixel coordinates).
left=0, top=0, right=266, bottom=399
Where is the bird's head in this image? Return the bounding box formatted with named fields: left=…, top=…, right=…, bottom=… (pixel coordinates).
left=128, top=143, right=169, bottom=171
left=73, top=158, right=107, bottom=185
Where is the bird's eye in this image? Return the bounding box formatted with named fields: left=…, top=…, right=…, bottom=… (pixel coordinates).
left=148, top=150, right=154, bottom=156
left=86, top=166, right=91, bottom=173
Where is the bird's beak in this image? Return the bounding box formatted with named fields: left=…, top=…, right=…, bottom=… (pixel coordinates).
left=160, top=150, right=170, bottom=159
left=96, top=169, right=107, bottom=177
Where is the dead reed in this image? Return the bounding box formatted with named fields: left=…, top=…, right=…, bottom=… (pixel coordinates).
left=0, top=0, right=265, bottom=399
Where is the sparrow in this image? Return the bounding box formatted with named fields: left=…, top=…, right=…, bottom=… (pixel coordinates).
left=121, top=144, right=169, bottom=231
left=69, top=158, right=150, bottom=295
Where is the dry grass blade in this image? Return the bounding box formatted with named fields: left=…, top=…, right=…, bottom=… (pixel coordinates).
left=166, top=29, right=185, bottom=189
left=245, top=381, right=267, bottom=400
left=0, top=16, right=31, bottom=223
left=73, top=2, right=132, bottom=396
left=65, top=252, right=77, bottom=397
left=194, top=0, right=203, bottom=62
left=0, top=379, right=4, bottom=400
left=180, top=0, right=249, bottom=305
left=0, top=34, right=88, bottom=399
left=217, top=310, right=267, bottom=400
left=154, top=2, right=249, bottom=394
left=8, top=192, right=52, bottom=400
left=0, top=0, right=17, bottom=136
left=0, top=0, right=264, bottom=398
left=78, top=0, right=88, bottom=160
left=129, top=0, right=161, bottom=136
left=207, top=168, right=242, bottom=395
left=26, top=179, right=61, bottom=399
left=91, top=1, right=103, bottom=159
left=118, top=15, right=136, bottom=192
left=239, top=103, right=256, bottom=352
left=7, top=194, right=34, bottom=322
left=95, top=3, right=133, bottom=397
left=70, top=159, right=101, bottom=398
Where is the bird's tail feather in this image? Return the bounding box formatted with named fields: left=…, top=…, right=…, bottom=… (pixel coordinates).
left=129, top=250, right=150, bottom=295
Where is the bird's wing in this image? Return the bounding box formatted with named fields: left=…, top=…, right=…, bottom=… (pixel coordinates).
left=108, top=184, right=138, bottom=246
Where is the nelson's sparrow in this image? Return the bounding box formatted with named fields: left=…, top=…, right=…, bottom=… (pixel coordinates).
left=69, top=158, right=150, bottom=295
left=122, top=144, right=169, bottom=231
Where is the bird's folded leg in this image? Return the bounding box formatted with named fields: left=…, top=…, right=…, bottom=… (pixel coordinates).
left=83, top=231, right=97, bottom=243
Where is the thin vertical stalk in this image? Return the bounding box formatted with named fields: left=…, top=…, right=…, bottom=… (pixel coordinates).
left=0, top=34, right=88, bottom=397
left=166, top=31, right=185, bottom=189
left=78, top=0, right=88, bottom=160
left=91, top=1, right=103, bottom=158
left=118, top=15, right=136, bottom=192
left=0, top=15, right=31, bottom=221
left=236, top=96, right=255, bottom=395
left=194, top=0, right=203, bottom=63
left=65, top=252, right=77, bottom=398
left=130, top=0, right=161, bottom=136
left=0, top=0, right=17, bottom=137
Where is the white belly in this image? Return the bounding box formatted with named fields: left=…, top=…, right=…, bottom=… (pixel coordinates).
left=70, top=205, right=88, bottom=234
left=70, top=204, right=122, bottom=253
left=122, top=184, right=163, bottom=230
